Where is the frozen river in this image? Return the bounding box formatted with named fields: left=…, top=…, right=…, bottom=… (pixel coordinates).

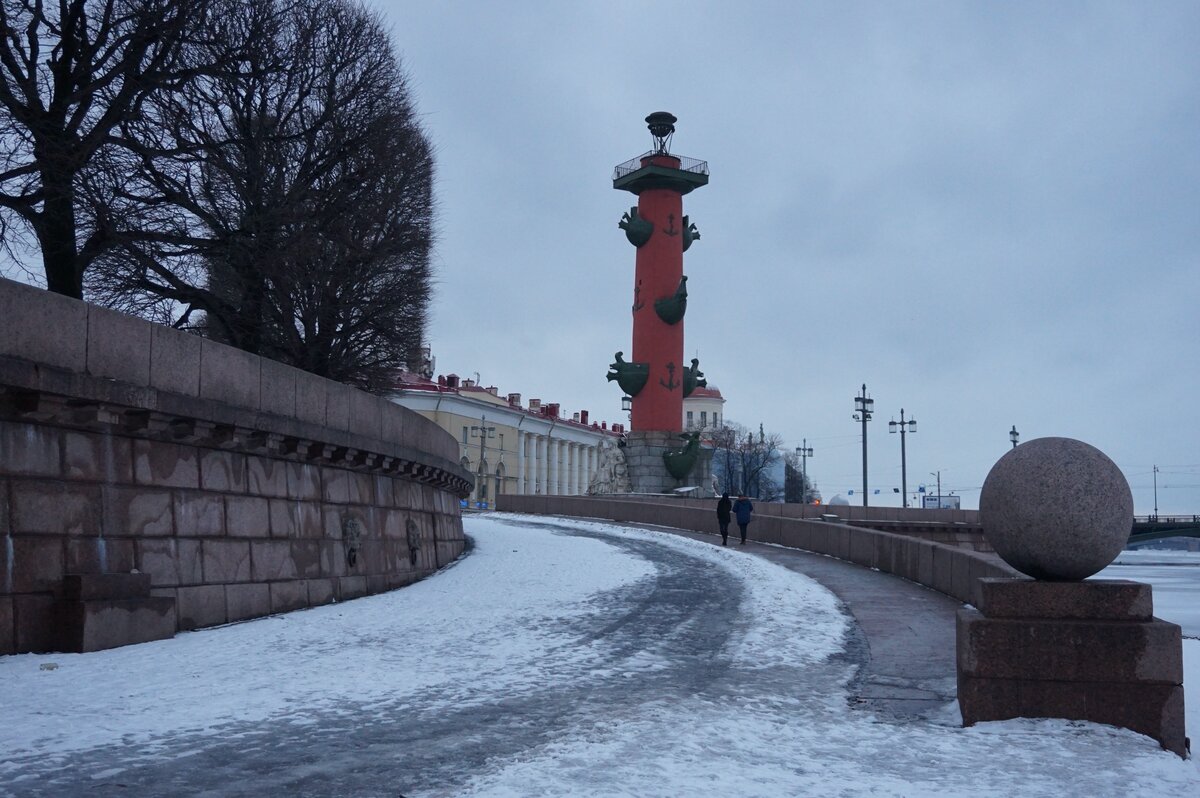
left=1098, top=549, right=1200, bottom=637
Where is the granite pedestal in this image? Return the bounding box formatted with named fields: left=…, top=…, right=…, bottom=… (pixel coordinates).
left=623, top=430, right=712, bottom=495
left=57, top=573, right=177, bottom=653
left=957, top=577, right=1187, bottom=756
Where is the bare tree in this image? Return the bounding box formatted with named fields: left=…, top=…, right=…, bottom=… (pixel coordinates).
left=0, top=0, right=206, bottom=297
left=710, top=420, right=784, bottom=500
left=783, top=449, right=817, bottom=504
left=88, top=0, right=434, bottom=389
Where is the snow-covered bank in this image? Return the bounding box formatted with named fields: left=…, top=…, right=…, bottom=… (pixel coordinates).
left=0, top=514, right=1196, bottom=796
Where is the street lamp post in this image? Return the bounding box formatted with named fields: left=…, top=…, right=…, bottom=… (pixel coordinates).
left=888, top=410, right=917, bottom=508
left=852, top=384, right=874, bottom=507
left=796, top=440, right=813, bottom=504
left=470, top=415, right=496, bottom=507
left=929, top=471, right=942, bottom=510
left=1153, top=464, right=1159, bottom=519
left=1010, top=425, right=1019, bottom=449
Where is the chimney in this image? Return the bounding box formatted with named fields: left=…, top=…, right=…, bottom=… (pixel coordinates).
left=572, top=412, right=580, bottom=423
left=462, top=378, right=475, bottom=389
left=580, top=410, right=589, bottom=425
left=529, top=399, right=541, bottom=412
left=486, top=386, right=498, bottom=396
left=507, top=393, right=522, bottom=407
left=546, top=403, right=560, bottom=418
left=601, top=421, right=608, bottom=430
left=437, top=375, right=447, bottom=386
left=445, top=374, right=459, bottom=388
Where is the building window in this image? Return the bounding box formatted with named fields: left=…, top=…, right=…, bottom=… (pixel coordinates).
left=461, top=426, right=468, bottom=444
left=686, top=410, right=694, bottom=428
left=499, top=433, right=504, bottom=452
left=700, top=411, right=707, bottom=427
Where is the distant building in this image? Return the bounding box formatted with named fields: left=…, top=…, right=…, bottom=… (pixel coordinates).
left=683, top=384, right=725, bottom=433
left=921, top=494, right=961, bottom=510
left=390, top=371, right=622, bottom=508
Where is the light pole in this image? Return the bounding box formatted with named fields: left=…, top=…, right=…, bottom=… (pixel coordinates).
left=888, top=410, right=917, bottom=508
left=796, top=440, right=813, bottom=504
left=470, top=415, right=496, bottom=506
left=852, top=384, right=874, bottom=507
left=1009, top=425, right=1019, bottom=449
left=929, top=471, right=942, bottom=509
left=1153, top=465, right=1159, bottom=519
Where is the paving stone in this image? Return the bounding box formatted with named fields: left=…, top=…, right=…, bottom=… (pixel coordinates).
left=175, top=491, right=225, bottom=537
left=134, top=440, right=199, bottom=490
left=202, top=539, right=252, bottom=583
left=177, top=584, right=227, bottom=630
left=103, top=486, right=173, bottom=537
left=226, top=583, right=270, bottom=622
left=63, top=430, right=134, bottom=483
left=12, top=481, right=101, bottom=536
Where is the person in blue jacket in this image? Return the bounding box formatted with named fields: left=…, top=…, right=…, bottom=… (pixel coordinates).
left=732, top=494, right=754, bottom=544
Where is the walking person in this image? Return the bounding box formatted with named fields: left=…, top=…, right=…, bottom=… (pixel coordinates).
left=716, top=492, right=732, bottom=546
left=733, top=494, right=754, bottom=544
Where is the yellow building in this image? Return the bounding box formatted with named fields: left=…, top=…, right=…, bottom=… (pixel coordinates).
left=390, top=372, right=622, bottom=508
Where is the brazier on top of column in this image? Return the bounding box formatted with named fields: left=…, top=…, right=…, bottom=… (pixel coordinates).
left=957, top=437, right=1187, bottom=756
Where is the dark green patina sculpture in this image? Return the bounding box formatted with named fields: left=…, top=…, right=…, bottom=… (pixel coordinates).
left=654, top=275, right=688, bottom=325
left=663, top=431, right=702, bottom=480
left=606, top=351, right=649, bottom=396
left=619, top=207, right=654, bottom=248
left=682, top=357, right=707, bottom=398
left=682, top=216, right=700, bottom=252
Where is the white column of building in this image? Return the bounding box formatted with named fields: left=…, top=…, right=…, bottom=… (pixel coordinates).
left=564, top=443, right=574, bottom=495
left=563, top=441, right=571, bottom=495
left=576, top=444, right=584, bottom=494
left=535, top=435, right=546, bottom=494
left=575, top=443, right=584, bottom=494
left=529, top=433, right=538, bottom=495
left=546, top=439, right=557, bottom=495
left=578, top=445, right=587, bottom=494
left=516, top=430, right=525, bottom=494
left=583, top=445, right=592, bottom=493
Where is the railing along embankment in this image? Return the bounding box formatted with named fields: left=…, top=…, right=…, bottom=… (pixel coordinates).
left=496, top=494, right=1017, bottom=604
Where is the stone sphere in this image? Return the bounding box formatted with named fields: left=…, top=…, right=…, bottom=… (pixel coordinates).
left=979, top=437, right=1132, bottom=581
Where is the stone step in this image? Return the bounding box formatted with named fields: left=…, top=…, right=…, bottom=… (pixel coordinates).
left=58, top=597, right=177, bottom=653
left=62, top=572, right=153, bottom=602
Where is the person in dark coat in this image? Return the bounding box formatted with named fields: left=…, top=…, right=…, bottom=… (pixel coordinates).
left=732, top=494, right=754, bottom=544
left=716, top=492, right=732, bottom=546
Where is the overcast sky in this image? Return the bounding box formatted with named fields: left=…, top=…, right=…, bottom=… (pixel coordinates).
left=368, top=0, right=1200, bottom=512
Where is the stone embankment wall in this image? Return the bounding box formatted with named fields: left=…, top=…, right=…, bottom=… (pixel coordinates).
left=0, top=278, right=472, bottom=655
left=496, top=494, right=1016, bottom=604
left=609, top=495, right=990, bottom=551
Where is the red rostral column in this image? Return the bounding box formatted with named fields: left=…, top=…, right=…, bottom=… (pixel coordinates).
left=610, top=112, right=708, bottom=432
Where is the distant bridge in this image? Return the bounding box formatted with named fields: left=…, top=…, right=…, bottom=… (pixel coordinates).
left=1129, top=515, right=1200, bottom=545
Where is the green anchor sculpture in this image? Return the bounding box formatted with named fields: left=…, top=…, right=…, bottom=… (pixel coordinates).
left=606, top=351, right=649, bottom=397
left=663, top=431, right=702, bottom=480
left=682, top=216, right=700, bottom=253
left=654, top=275, right=688, bottom=325
left=682, top=357, right=707, bottom=398
left=618, top=207, right=654, bottom=248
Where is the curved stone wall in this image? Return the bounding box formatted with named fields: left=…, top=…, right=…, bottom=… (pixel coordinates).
left=496, top=494, right=1017, bottom=604
left=0, top=278, right=472, bottom=654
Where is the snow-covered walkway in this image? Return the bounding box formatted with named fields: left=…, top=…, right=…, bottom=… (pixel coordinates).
left=1, top=513, right=1197, bottom=796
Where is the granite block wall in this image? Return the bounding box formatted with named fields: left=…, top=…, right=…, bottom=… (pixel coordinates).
left=0, top=277, right=471, bottom=655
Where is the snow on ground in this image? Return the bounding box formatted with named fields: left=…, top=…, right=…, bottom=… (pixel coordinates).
left=1, top=514, right=1198, bottom=796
